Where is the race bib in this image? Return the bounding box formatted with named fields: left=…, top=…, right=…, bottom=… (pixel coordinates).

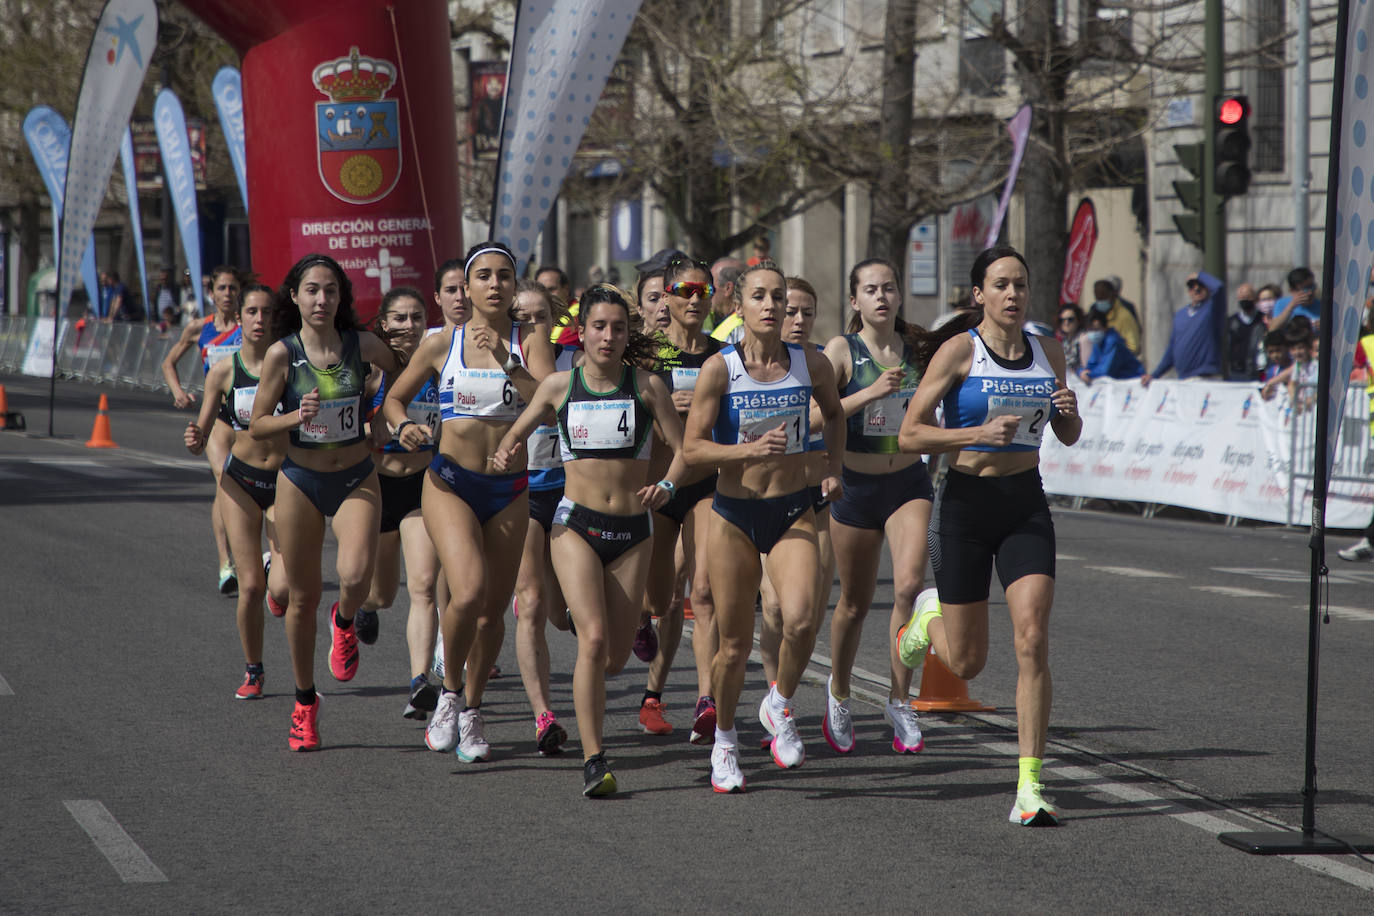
left=205, top=343, right=239, bottom=367
left=449, top=368, right=522, bottom=419
left=671, top=366, right=701, bottom=392
left=987, top=395, right=1051, bottom=447
left=405, top=392, right=440, bottom=437
left=299, top=396, right=359, bottom=443
left=566, top=399, right=635, bottom=450
left=232, top=386, right=257, bottom=428
left=862, top=388, right=915, bottom=437
left=739, top=405, right=805, bottom=454
left=527, top=423, right=562, bottom=469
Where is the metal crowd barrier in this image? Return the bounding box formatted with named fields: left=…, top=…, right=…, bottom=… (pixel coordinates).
left=0, top=315, right=203, bottom=395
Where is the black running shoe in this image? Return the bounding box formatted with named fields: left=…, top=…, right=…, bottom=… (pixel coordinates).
left=404, top=681, right=439, bottom=720
left=354, top=608, right=379, bottom=645
left=582, top=753, right=617, bottom=797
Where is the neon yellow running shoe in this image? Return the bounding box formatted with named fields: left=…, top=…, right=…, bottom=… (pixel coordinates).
left=896, top=588, right=942, bottom=668
left=1009, top=782, right=1060, bottom=827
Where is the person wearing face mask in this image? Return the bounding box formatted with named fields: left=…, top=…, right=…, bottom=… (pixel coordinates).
left=1255, top=283, right=1281, bottom=323
left=1078, top=310, right=1144, bottom=382
left=1226, top=282, right=1268, bottom=380
left=1088, top=278, right=1141, bottom=355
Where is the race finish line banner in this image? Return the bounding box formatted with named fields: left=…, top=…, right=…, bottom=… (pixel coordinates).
left=1039, top=378, right=1373, bottom=528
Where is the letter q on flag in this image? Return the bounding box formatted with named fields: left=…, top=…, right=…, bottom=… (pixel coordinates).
left=59, top=0, right=158, bottom=314
left=490, top=0, right=644, bottom=272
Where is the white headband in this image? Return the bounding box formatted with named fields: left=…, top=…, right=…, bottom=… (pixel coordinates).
left=465, top=246, right=516, bottom=276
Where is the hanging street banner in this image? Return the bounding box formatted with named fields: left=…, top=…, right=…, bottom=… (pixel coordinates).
left=155, top=88, right=205, bottom=315
left=983, top=104, right=1032, bottom=249
left=213, top=66, right=249, bottom=214
left=490, top=0, right=645, bottom=271
left=22, top=106, right=100, bottom=312
left=59, top=0, right=157, bottom=316
left=120, top=127, right=151, bottom=318
left=1059, top=198, right=1098, bottom=306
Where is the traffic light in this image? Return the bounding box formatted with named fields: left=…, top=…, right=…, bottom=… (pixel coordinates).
left=1173, top=142, right=1205, bottom=249
left=1214, top=95, right=1251, bottom=197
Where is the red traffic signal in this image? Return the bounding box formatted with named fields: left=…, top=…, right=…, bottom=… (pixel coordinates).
left=1214, top=95, right=1251, bottom=197
left=1218, top=97, right=1248, bottom=125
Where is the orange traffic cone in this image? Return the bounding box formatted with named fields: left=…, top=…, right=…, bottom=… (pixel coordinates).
left=0, top=384, right=12, bottom=429
left=683, top=596, right=694, bottom=621
left=85, top=393, right=118, bottom=448
left=911, top=646, right=994, bottom=713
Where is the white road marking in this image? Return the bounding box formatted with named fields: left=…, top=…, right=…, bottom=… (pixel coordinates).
left=1214, top=566, right=1374, bottom=586
left=1084, top=565, right=1183, bottom=579
left=1193, top=585, right=1280, bottom=598
left=1311, top=605, right=1374, bottom=623
left=1055, top=553, right=1082, bottom=561
left=0, top=672, right=12, bottom=695
left=63, top=800, right=168, bottom=884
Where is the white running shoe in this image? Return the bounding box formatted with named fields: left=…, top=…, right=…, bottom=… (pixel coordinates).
left=710, top=743, right=745, bottom=793
left=897, top=587, right=942, bottom=668
left=1010, top=781, right=1060, bottom=827
left=1337, top=537, right=1373, bottom=562
left=884, top=698, right=925, bottom=754
left=822, top=676, right=855, bottom=754
left=759, top=696, right=805, bottom=769
left=456, top=707, right=490, bottom=762
left=425, top=690, right=459, bottom=752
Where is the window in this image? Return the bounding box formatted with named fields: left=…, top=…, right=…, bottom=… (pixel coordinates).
left=1079, top=0, right=1133, bottom=72
left=802, top=0, right=845, bottom=55
left=960, top=0, right=1005, bottom=96
left=1252, top=0, right=1285, bottom=173
left=739, top=0, right=783, bottom=47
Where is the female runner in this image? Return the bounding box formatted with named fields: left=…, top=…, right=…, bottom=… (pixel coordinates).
left=494, top=284, right=686, bottom=796
left=682, top=260, right=845, bottom=792
left=249, top=254, right=403, bottom=751
left=635, top=257, right=720, bottom=742
left=821, top=259, right=932, bottom=756
left=184, top=283, right=288, bottom=698
left=162, top=266, right=243, bottom=593
left=510, top=278, right=573, bottom=755
left=895, top=246, right=1080, bottom=825
left=383, top=242, right=554, bottom=762
left=356, top=287, right=443, bottom=720
left=758, top=277, right=834, bottom=703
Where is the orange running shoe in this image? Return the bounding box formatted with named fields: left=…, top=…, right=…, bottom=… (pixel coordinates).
left=234, top=670, right=264, bottom=700
left=289, top=696, right=320, bottom=751
left=328, top=602, right=359, bottom=682
left=639, top=698, right=673, bottom=735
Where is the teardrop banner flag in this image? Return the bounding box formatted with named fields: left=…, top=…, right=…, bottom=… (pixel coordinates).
left=1059, top=198, right=1098, bottom=307
left=212, top=66, right=249, bottom=214
left=22, top=106, right=100, bottom=312
left=58, top=0, right=157, bottom=316
left=120, top=127, right=151, bottom=318
left=984, top=105, right=1033, bottom=249
left=154, top=89, right=205, bottom=316
left=491, top=0, right=645, bottom=272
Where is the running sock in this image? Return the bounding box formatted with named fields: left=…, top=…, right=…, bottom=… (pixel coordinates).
left=334, top=606, right=353, bottom=629
left=642, top=690, right=662, bottom=706
left=767, top=684, right=790, bottom=717
left=441, top=687, right=460, bottom=699
left=828, top=676, right=847, bottom=702
left=296, top=686, right=317, bottom=706
left=714, top=726, right=738, bottom=748
left=462, top=704, right=481, bottom=712
left=1018, top=757, right=1043, bottom=789
left=246, top=662, right=264, bottom=676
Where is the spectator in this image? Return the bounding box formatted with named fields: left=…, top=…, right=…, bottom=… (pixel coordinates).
left=535, top=264, right=572, bottom=304
left=154, top=267, right=178, bottom=318
left=536, top=264, right=579, bottom=347
left=706, top=256, right=743, bottom=335
left=1271, top=266, right=1322, bottom=329
left=1078, top=309, right=1144, bottom=382
left=1258, top=328, right=1290, bottom=385
left=747, top=233, right=771, bottom=266
left=586, top=265, right=605, bottom=288
left=1260, top=318, right=1317, bottom=402
left=1255, top=282, right=1282, bottom=322
left=180, top=269, right=199, bottom=320
left=1089, top=277, right=1142, bottom=355
left=1338, top=321, right=1374, bottom=561
left=100, top=270, right=139, bottom=322
left=1226, top=281, right=1267, bottom=380
left=1056, top=303, right=1087, bottom=375
left=1141, top=271, right=1225, bottom=384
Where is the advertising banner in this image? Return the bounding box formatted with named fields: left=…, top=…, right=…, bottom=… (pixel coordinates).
left=119, top=127, right=150, bottom=318
left=983, top=104, right=1032, bottom=249
left=59, top=0, right=157, bottom=315
left=212, top=66, right=249, bottom=213
left=490, top=0, right=646, bottom=271
left=154, top=89, right=204, bottom=315
left=22, top=106, right=100, bottom=312
left=1059, top=198, right=1098, bottom=306
left=1040, top=378, right=1373, bottom=528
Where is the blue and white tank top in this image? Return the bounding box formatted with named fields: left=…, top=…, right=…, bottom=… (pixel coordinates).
left=712, top=342, right=812, bottom=455
left=371, top=377, right=439, bottom=454
left=943, top=329, right=1059, bottom=453
left=199, top=320, right=242, bottom=374
left=437, top=324, right=526, bottom=422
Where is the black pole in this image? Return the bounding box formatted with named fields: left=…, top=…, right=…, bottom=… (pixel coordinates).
left=486, top=7, right=521, bottom=244
left=1219, top=0, right=1374, bottom=855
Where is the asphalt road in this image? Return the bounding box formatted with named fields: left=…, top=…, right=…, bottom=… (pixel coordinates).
left=2, top=372, right=1373, bottom=913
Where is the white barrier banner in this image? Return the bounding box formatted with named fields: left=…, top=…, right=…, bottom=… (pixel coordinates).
left=1040, top=378, right=1374, bottom=528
